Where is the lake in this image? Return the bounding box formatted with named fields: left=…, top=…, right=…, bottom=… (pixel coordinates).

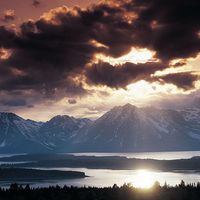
left=1, top=151, right=200, bottom=188
left=28, top=167, right=200, bottom=188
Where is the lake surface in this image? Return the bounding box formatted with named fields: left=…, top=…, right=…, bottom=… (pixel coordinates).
left=1, top=151, right=200, bottom=188
left=28, top=167, right=200, bottom=189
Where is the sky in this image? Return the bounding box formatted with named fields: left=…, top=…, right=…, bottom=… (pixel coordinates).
left=0, top=0, right=199, bottom=121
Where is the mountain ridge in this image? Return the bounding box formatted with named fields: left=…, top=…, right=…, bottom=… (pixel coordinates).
left=1, top=104, right=200, bottom=153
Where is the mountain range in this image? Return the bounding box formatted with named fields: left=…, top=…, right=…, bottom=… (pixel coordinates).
left=0, top=104, right=200, bottom=153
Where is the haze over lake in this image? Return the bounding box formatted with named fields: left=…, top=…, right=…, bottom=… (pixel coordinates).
left=71, top=151, right=200, bottom=160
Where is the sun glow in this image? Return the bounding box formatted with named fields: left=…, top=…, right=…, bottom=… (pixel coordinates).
left=132, top=170, right=155, bottom=188
left=94, top=47, right=157, bottom=65
left=0, top=48, right=11, bottom=60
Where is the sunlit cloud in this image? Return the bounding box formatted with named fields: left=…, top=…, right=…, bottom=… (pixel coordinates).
left=154, top=54, right=200, bottom=76
left=89, top=40, right=109, bottom=49
left=93, top=47, right=157, bottom=65
left=1, top=9, right=15, bottom=22
left=40, top=6, right=78, bottom=25
left=0, top=0, right=199, bottom=120
left=0, top=48, right=12, bottom=60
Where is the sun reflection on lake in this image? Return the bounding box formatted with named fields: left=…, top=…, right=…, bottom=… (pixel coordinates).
left=131, top=169, right=155, bottom=188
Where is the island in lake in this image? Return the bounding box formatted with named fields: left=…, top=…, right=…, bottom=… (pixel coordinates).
left=0, top=168, right=86, bottom=182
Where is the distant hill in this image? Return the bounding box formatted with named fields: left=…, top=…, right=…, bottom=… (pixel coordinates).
left=0, top=104, right=200, bottom=153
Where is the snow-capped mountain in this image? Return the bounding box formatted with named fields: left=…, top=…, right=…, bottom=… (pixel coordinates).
left=0, top=112, right=44, bottom=153
left=180, top=108, right=200, bottom=126
left=70, top=104, right=200, bottom=152
left=1, top=104, right=200, bottom=153
left=179, top=108, right=200, bottom=141
left=38, top=115, right=92, bottom=150
left=0, top=112, right=91, bottom=153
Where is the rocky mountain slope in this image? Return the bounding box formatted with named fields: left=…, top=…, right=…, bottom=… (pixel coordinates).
left=0, top=112, right=44, bottom=153
left=70, top=104, right=200, bottom=152
left=0, top=104, right=200, bottom=153
left=0, top=112, right=91, bottom=153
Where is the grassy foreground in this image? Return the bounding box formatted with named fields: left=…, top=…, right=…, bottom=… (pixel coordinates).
left=0, top=182, right=200, bottom=200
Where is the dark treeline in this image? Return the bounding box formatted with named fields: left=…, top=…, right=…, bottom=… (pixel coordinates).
left=0, top=181, right=200, bottom=200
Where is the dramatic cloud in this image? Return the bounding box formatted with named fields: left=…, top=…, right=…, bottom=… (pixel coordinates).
left=157, top=72, right=199, bottom=90
left=0, top=27, right=16, bottom=47
left=0, top=0, right=199, bottom=107
left=0, top=98, right=27, bottom=107
left=124, top=0, right=200, bottom=61
left=86, top=62, right=165, bottom=88
left=1, top=9, right=15, bottom=22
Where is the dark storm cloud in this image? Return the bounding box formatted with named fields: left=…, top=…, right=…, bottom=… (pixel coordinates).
left=86, top=62, right=165, bottom=88
left=158, top=72, right=199, bottom=90
left=0, top=18, right=95, bottom=96
left=0, top=0, right=199, bottom=101
left=64, top=78, right=88, bottom=97
left=0, top=27, right=16, bottom=47
left=124, top=0, right=200, bottom=61
left=0, top=98, right=27, bottom=107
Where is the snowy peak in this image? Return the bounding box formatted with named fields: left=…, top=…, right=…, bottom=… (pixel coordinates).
left=0, top=112, right=22, bottom=121
left=0, top=112, right=43, bottom=135
left=49, top=115, right=73, bottom=122
left=0, top=112, right=92, bottom=152
left=27, top=114, right=92, bottom=150
left=180, top=108, right=200, bottom=125
left=43, top=115, right=92, bottom=131
left=47, top=115, right=91, bottom=126
left=1, top=104, right=200, bottom=153
left=122, top=103, right=137, bottom=109
left=0, top=112, right=44, bottom=152
left=100, top=103, right=138, bottom=123
left=72, top=104, right=200, bottom=152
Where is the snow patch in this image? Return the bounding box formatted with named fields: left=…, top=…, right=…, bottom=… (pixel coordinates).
left=0, top=140, right=6, bottom=148
left=188, top=132, right=200, bottom=140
